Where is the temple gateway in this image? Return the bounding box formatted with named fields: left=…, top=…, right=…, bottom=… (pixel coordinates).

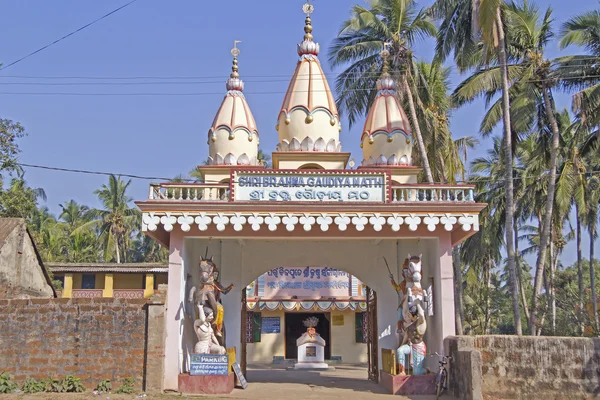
left=136, top=2, right=485, bottom=393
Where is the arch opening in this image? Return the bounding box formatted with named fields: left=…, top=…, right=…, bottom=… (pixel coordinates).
left=297, top=163, right=325, bottom=170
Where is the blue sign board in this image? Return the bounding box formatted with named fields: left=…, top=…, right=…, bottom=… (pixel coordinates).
left=189, top=354, right=229, bottom=376
left=261, top=317, right=281, bottom=333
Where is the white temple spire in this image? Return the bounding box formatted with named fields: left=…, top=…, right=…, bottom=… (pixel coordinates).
left=276, top=1, right=341, bottom=153
left=206, top=41, right=259, bottom=166
left=360, top=43, right=413, bottom=167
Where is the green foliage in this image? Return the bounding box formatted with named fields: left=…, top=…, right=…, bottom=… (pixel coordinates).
left=115, top=377, right=135, bottom=394
left=59, top=375, right=85, bottom=393
left=95, top=379, right=112, bottom=393
left=0, top=372, right=17, bottom=394
left=41, top=377, right=62, bottom=392
left=39, top=376, right=85, bottom=393
left=21, top=377, right=45, bottom=393
left=26, top=175, right=164, bottom=264
left=0, top=178, right=45, bottom=221
left=0, top=118, right=26, bottom=173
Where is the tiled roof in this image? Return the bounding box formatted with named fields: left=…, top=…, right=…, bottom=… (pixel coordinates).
left=47, top=262, right=169, bottom=273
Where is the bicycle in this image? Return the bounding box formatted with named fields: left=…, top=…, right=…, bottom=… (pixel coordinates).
left=434, top=352, right=451, bottom=399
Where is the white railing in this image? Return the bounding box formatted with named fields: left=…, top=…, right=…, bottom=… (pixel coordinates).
left=148, top=183, right=230, bottom=201
left=391, top=185, right=475, bottom=203
left=147, top=183, right=475, bottom=203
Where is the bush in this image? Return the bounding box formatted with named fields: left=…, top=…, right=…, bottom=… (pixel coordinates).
left=95, top=379, right=112, bottom=393
left=115, top=377, right=135, bottom=394
left=21, top=378, right=45, bottom=393
left=41, top=377, right=62, bottom=392
left=60, top=375, right=85, bottom=393
left=0, top=372, right=17, bottom=394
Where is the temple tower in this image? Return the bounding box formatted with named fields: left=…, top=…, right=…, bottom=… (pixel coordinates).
left=272, top=2, right=349, bottom=170
left=359, top=45, right=421, bottom=183
left=199, top=42, right=262, bottom=183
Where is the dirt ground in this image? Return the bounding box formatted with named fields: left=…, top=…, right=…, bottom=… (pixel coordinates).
left=1, top=365, right=451, bottom=400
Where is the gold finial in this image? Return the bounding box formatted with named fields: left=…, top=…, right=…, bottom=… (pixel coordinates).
left=381, top=41, right=391, bottom=77
left=302, top=1, right=314, bottom=41
left=230, top=40, right=242, bottom=79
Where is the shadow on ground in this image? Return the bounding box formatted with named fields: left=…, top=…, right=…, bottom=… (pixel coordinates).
left=225, top=364, right=447, bottom=400
left=246, top=364, right=388, bottom=394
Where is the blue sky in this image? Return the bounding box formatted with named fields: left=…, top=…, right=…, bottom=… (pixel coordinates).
left=0, top=0, right=597, bottom=266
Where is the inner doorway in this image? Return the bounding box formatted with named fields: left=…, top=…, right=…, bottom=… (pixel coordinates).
left=284, top=312, right=331, bottom=360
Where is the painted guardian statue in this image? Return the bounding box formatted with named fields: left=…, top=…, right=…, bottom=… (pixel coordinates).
left=389, top=254, right=431, bottom=375
left=188, top=253, right=233, bottom=348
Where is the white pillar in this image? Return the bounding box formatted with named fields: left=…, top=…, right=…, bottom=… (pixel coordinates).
left=163, top=230, right=184, bottom=392
left=438, top=233, right=456, bottom=345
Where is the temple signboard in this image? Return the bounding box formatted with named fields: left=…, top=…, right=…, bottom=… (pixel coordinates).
left=264, top=267, right=351, bottom=298
left=232, top=171, right=388, bottom=202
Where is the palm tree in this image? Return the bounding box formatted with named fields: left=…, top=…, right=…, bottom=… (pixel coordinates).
left=329, top=0, right=437, bottom=183
left=558, top=10, right=600, bottom=127
left=59, top=200, right=92, bottom=229
left=446, top=0, right=568, bottom=334
left=414, top=61, right=478, bottom=183
left=584, top=155, right=600, bottom=330
left=30, top=207, right=66, bottom=262
left=77, top=175, right=139, bottom=263
left=432, top=0, right=525, bottom=334
left=257, top=148, right=271, bottom=168
left=129, top=233, right=168, bottom=263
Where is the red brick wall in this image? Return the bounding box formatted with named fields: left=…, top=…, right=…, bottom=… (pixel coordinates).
left=0, top=295, right=166, bottom=392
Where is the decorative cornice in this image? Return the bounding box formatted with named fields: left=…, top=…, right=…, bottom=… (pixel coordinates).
left=142, top=211, right=479, bottom=233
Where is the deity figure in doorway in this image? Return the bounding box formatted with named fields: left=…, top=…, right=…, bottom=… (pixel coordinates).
left=388, top=254, right=430, bottom=375
left=395, top=303, right=427, bottom=375
left=193, top=305, right=226, bottom=355
left=389, top=254, right=427, bottom=334
left=188, top=252, right=234, bottom=346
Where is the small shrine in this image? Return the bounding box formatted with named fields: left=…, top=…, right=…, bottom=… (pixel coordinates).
left=294, top=317, right=328, bottom=370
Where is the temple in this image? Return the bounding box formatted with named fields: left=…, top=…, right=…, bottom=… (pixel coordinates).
left=135, top=2, right=485, bottom=393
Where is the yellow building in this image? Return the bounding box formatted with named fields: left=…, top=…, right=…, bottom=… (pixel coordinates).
left=245, top=269, right=368, bottom=364
left=48, top=263, right=168, bottom=299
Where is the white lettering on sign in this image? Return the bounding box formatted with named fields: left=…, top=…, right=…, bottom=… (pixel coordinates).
left=233, top=173, right=386, bottom=202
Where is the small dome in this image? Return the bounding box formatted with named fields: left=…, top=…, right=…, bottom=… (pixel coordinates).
left=207, top=46, right=259, bottom=166
left=276, top=6, right=341, bottom=153
left=361, top=49, right=413, bottom=167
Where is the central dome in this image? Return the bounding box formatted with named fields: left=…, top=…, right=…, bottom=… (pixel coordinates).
left=275, top=9, right=342, bottom=153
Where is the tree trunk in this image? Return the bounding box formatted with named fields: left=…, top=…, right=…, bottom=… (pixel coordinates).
left=115, top=234, right=121, bottom=264
left=515, top=223, right=530, bottom=322
left=529, top=85, right=561, bottom=335
left=402, top=78, right=434, bottom=184
left=590, top=227, right=598, bottom=332
left=496, top=10, right=522, bottom=335
left=453, top=246, right=465, bottom=335
left=549, top=239, right=556, bottom=335
left=576, top=206, right=584, bottom=335
left=484, top=258, right=492, bottom=334
left=542, top=257, right=550, bottom=336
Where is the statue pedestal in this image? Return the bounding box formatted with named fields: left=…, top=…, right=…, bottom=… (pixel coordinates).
left=379, top=372, right=437, bottom=395
left=179, top=353, right=233, bottom=394
left=294, top=332, right=328, bottom=370
left=178, top=373, right=234, bottom=394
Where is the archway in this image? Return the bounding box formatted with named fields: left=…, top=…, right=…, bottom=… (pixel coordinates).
left=298, top=163, right=325, bottom=169
left=177, top=237, right=445, bottom=392
left=240, top=263, right=379, bottom=384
